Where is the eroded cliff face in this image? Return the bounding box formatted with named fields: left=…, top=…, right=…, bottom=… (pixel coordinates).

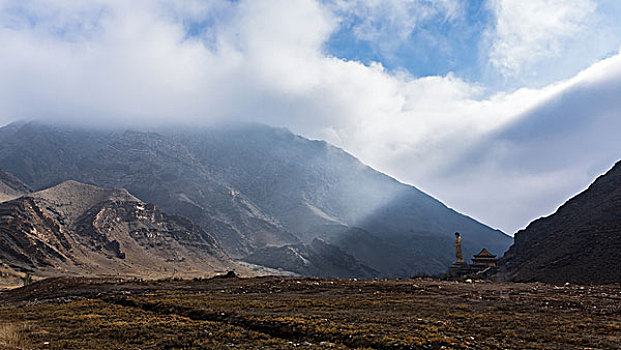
left=0, top=180, right=241, bottom=281
left=498, top=160, right=621, bottom=284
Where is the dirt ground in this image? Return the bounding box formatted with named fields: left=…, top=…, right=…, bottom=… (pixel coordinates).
left=0, top=276, right=620, bottom=349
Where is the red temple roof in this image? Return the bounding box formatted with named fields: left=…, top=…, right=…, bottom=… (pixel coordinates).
left=474, top=248, right=496, bottom=258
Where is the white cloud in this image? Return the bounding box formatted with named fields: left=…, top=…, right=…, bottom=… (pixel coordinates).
left=404, top=53, right=621, bottom=233
left=0, top=0, right=620, bottom=235
left=485, top=0, right=621, bottom=87
left=488, top=0, right=596, bottom=75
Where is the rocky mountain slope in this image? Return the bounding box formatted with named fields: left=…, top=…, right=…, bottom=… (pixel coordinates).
left=498, top=160, right=621, bottom=284
left=244, top=238, right=379, bottom=278
left=176, top=125, right=512, bottom=275
left=0, top=180, right=240, bottom=281
left=0, top=168, right=30, bottom=203
left=0, top=123, right=297, bottom=259
left=0, top=122, right=512, bottom=277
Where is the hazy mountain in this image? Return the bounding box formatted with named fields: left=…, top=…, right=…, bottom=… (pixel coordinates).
left=0, top=122, right=512, bottom=277
left=175, top=124, right=513, bottom=275
left=0, top=180, right=240, bottom=280
left=0, top=168, right=31, bottom=203
left=0, top=123, right=297, bottom=258
left=498, top=160, right=621, bottom=284
left=244, top=238, right=379, bottom=279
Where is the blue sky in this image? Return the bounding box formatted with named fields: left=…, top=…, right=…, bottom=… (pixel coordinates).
left=325, top=0, right=491, bottom=81
left=0, top=0, right=621, bottom=234
left=324, top=0, right=621, bottom=89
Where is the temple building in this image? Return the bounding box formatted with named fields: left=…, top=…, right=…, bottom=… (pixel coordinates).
left=445, top=233, right=499, bottom=278
left=470, top=248, right=497, bottom=272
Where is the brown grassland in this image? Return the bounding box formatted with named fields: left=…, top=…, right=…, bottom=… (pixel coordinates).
left=0, top=276, right=619, bottom=349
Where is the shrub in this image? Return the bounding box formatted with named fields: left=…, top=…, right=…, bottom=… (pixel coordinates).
left=21, top=273, right=32, bottom=287
left=0, top=323, right=30, bottom=349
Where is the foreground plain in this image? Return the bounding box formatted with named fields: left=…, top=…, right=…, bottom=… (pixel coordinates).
left=0, top=276, right=620, bottom=349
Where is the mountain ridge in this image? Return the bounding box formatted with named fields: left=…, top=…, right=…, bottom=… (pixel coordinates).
left=173, top=124, right=512, bottom=275
left=497, top=160, right=621, bottom=284
left=0, top=180, right=243, bottom=284
left=0, top=121, right=512, bottom=277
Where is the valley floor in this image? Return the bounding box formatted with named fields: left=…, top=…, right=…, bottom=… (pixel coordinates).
left=0, top=277, right=619, bottom=350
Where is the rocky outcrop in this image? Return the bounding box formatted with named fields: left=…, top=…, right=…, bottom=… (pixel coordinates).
left=498, top=160, right=621, bottom=284
left=0, top=180, right=240, bottom=279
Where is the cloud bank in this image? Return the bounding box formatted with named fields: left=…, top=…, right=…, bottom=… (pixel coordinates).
left=0, top=0, right=620, bottom=234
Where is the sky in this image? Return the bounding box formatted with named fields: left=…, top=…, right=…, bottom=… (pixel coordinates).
left=1, top=0, right=621, bottom=234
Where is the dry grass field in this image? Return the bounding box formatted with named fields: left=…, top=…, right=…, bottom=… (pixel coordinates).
left=0, top=276, right=620, bottom=349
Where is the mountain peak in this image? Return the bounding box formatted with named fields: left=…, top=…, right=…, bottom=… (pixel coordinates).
left=41, top=180, right=136, bottom=200
left=32, top=180, right=139, bottom=220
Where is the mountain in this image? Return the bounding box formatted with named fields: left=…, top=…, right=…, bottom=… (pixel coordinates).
left=498, top=160, right=621, bottom=284
left=0, top=123, right=297, bottom=258
left=175, top=124, right=513, bottom=275
left=0, top=122, right=512, bottom=277
left=0, top=168, right=31, bottom=203
left=0, top=180, right=240, bottom=281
